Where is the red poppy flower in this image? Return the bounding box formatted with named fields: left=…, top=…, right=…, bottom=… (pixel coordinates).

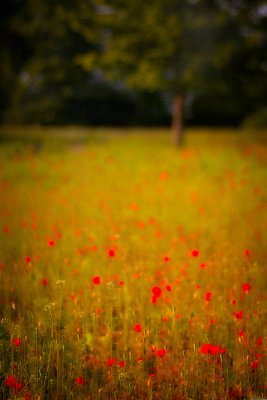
left=25, top=256, right=31, bottom=263
left=233, top=310, right=243, bottom=320
left=93, top=276, right=101, bottom=285
left=244, top=249, right=251, bottom=257
left=163, top=256, right=170, bottom=262
left=191, top=249, right=199, bottom=257
left=12, top=338, right=21, bottom=347
left=242, top=282, right=251, bottom=293
left=42, top=278, right=48, bottom=286
left=108, top=249, right=115, bottom=257
left=75, top=376, right=85, bottom=385
left=250, top=360, right=259, bottom=369
left=5, top=375, right=16, bottom=387
left=134, top=324, right=142, bottom=333
left=166, top=285, right=172, bottom=291
left=48, top=240, right=55, bottom=247
left=205, top=291, right=212, bottom=302
left=14, top=382, right=22, bottom=394
left=152, top=286, right=162, bottom=298
left=118, top=360, right=125, bottom=368
left=157, top=348, right=167, bottom=358
left=257, top=337, right=263, bottom=347
left=107, top=357, right=116, bottom=367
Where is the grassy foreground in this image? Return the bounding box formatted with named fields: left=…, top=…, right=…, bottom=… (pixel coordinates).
left=0, top=127, right=266, bottom=400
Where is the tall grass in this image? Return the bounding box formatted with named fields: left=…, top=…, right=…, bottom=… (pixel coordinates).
left=0, top=127, right=266, bottom=399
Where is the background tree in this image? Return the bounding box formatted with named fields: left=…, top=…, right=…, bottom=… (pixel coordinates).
left=78, top=0, right=243, bottom=144
left=1, top=0, right=267, bottom=136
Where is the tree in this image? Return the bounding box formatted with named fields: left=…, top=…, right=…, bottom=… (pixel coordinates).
left=4, top=0, right=101, bottom=124
left=0, top=0, right=30, bottom=122
left=78, top=0, right=239, bottom=144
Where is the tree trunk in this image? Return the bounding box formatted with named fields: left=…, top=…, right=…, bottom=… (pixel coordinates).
left=172, top=94, right=184, bottom=146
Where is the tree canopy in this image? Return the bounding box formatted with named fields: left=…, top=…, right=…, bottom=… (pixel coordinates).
left=1, top=0, right=267, bottom=137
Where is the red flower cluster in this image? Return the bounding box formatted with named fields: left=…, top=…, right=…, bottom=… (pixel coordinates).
left=5, top=375, right=22, bottom=394
left=106, top=357, right=125, bottom=367
left=199, top=344, right=226, bottom=355
left=151, top=286, right=162, bottom=304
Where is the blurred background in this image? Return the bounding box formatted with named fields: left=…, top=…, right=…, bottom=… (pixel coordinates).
left=1, top=0, right=267, bottom=131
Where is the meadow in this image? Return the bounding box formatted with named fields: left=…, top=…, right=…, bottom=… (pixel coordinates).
left=0, top=126, right=266, bottom=400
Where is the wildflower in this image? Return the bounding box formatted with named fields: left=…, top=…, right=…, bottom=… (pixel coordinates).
left=244, top=249, right=251, bottom=257
left=118, top=360, right=125, bottom=368
left=152, top=286, right=162, bottom=298
left=191, top=249, right=199, bottom=257
left=107, top=357, right=116, bottom=367
left=42, top=278, right=48, bottom=286
left=205, top=291, right=212, bottom=302
left=25, top=393, right=31, bottom=400
left=257, top=337, right=263, bottom=347
left=233, top=310, right=243, bottom=320
left=14, top=382, right=22, bottom=394
left=242, top=282, right=251, bottom=293
left=12, top=338, right=21, bottom=347
left=250, top=360, right=259, bottom=369
left=157, top=348, right=167, bottom=358
left=48, top=240, right=55, bottom=247
left=75, top=376, right=85, bottom=385
left=93, top=276, right=101, bottom=285
left=5, top=375, right=16, bottom=387
left=239, top=330, right=245, bottom=338
left=134, top=324, right=142, bottom=333
left=25, top=256, right=31, bottom=263
left=163, top=256, right=170, bottom=262
left=108, top=249, right=115, bottom=257
left=166, top=285, right=172, bottom=291
left=199, top=344, right=226, bottom=355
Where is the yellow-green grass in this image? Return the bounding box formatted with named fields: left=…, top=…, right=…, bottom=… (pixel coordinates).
left=0, top=127, right=266, bottom=399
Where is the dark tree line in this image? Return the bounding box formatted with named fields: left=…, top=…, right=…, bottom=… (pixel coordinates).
left=1, top=0, right=267, bottom=142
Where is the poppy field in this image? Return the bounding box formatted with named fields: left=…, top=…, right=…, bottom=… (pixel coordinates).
left=0, top=127, right=266, bottom=400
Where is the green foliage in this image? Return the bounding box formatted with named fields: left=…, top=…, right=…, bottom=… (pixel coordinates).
left=242, top=107, right=267, bottom=129
left=1, top=0, right=267, bottom=126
